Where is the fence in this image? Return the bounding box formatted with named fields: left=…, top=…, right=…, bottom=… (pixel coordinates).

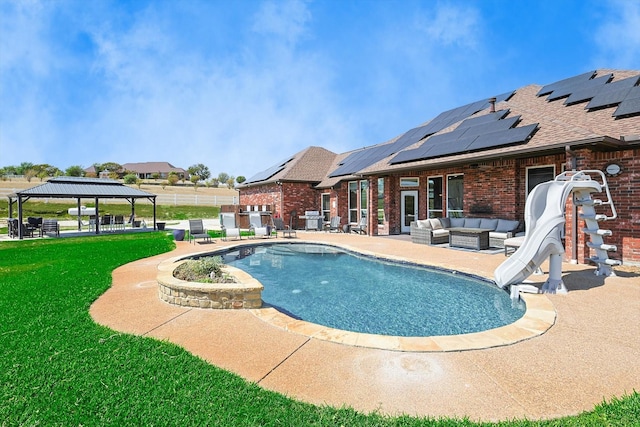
left=0, top=189, right=237, bottom=207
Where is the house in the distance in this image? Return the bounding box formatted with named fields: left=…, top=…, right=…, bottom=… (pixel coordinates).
left=84, top=162, right=186, bottom=180
left=239, top=69, right=640, bottom=266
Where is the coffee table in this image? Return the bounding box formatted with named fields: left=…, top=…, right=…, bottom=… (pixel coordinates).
left=448, top=227, right=491, bottom=250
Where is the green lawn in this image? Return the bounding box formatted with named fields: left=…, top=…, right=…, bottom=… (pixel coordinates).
left=1, top=234, right=637, bottom=426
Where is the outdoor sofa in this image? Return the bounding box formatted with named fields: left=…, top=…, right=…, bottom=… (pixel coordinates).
left=410, top=217, right=521, bottom=248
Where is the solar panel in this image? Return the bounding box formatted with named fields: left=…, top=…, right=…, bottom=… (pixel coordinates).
left=537, top=71, right=596, bottom=97
left=456, top=109, right=509, bottom=130
left=495, top=90, right=515, bottom=103
left=613, top=88, right=640, bottom=117
left=465, top=124, right=538, bottom=151
left=546, top=74, right=611, bottom=101
left=586, top=87, right=633, bottom=110
left=245, top=156, right=294, bottom=183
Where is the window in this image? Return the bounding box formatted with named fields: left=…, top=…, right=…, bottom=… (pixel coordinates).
left=377, top=178, right=385, bottom=224
left=400, top=177, right=419, bottom=187
left=527, top=166, right=555, bottom=194
left=359, top=180, right=368, bottom=222
left=428, top=176, right=443, bottom=218
left=447, top=174, right=464, bottom=218
left=348, top=180, right=369, bottom=223
left=321, top=193, right=330, bottom=222
left=348, top=181, right=358, bottom=223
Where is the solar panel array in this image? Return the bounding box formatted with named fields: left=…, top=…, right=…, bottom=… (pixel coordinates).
left=537, top=71, right=640, bottom=117
left=390, top=110, right=538, bottom=164
left=328, top=91, right=515, bottom=177
left=245, top=156, right=295, bottom=183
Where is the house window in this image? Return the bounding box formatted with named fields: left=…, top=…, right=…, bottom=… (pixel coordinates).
left=348, top=180, right=369, bottom=223
left=321, top=193, right=330, bottom=222
left=349, top=181, right=358, bottom=223
left=527, top=165, right=555, bottom=194
left=377, top=178, right=385, bottom=225
left=400, top=177, right=419, bottom=187
left=428, top=176, right=443, bottom=218
left=359, top=180, right=368, bottom=222
left=447, top=174, right=464, bottom=218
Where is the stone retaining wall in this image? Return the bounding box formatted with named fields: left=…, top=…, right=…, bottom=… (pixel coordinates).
left=157, top=257, right=263, bottom=309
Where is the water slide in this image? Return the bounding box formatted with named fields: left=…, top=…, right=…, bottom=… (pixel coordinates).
left=494, top=174, right=603, bottom=294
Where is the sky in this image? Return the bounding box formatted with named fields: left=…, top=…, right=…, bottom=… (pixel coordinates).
left=1, top=0, right=639, bottom=179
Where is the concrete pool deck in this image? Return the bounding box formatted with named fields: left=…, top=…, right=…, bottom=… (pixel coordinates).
left=90, top=231, right=640, bottom=422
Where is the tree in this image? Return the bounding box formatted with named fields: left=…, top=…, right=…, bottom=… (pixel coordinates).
left=217, top=172, right=230, bottom=184
left=65, top=165, right=85, bottom=177
left=17, top=162, right=34, bottom=175
left=188, top=164, right=210, bottom=181
left=226, top=177, right=235, bottom=189
left=190, top=174, right=200, bottom=190
left=167, top=171, right=179, bottom=186
left=95, top=162, right=123, bottom=176
left=236, top=176, right=246, bottom=184
left=123, top=174, right=138, bottom=184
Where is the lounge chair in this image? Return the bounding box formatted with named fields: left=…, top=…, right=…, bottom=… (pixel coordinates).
left=324, top=216, right=341, bottom=233
left=248, top=212, right=269, bottom=238
left=188, top=219, right=212, bottom=244
left=220, top=213, right=241, bottom=241
left=41, top=219, right=60, bottom=237
left=350, top=217, right=367, bottom=235
left=281, top=211, right=297, bottom=238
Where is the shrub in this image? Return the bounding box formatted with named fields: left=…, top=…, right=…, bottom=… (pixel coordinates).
left=173, top=256, right=235, bottom=283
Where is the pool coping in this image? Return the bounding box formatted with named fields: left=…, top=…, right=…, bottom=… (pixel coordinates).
left=160, top=239, right=556, bottom=352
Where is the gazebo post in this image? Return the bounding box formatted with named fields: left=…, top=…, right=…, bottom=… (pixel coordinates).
left=18, top=197, right=23, bottom=239
left=76, top=198, right=83, bottom=231
left=95, top=197, right=100, bottom=234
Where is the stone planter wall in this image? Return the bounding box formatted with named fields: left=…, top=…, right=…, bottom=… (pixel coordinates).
left=157, top=257, right=263, bottom=309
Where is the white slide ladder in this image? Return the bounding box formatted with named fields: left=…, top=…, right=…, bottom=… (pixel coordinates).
left=494, top=170, right=620, bottom=297
left=571, top=170, right=620, bottom=276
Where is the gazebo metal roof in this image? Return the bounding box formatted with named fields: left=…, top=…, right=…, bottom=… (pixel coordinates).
left=8, top=177, right=158, bottom=238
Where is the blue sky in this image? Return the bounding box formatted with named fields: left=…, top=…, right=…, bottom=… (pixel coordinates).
left=1, top=0, right=639, bottom=179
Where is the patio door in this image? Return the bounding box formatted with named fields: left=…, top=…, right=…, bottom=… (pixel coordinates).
left=401, top=190, right=418, bottom=233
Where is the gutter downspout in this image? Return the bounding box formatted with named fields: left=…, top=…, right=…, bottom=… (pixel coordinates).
left=566, top=145, right=578, bottom=264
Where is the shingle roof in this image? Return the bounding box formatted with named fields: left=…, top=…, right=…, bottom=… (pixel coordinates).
left=243, top=69, right=640, bottom=186
left=13, top=177, right=157, bottom=199
left=121, top=162, right=185, bottom=174
left=241, top=146, right=338, bottom=187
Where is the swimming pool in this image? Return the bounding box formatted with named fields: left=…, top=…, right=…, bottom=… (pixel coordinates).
left=218, top=242, right=525, bottom=337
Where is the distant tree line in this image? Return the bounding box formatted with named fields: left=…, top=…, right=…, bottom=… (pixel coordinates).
left=0, top=161, right=246, bottom=189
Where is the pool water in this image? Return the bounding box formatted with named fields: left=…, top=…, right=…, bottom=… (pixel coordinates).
left=220, top=243, right=525, bottom=337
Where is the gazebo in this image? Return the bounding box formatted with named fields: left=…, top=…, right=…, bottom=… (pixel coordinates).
left=7, top=177, right=158, bottom=239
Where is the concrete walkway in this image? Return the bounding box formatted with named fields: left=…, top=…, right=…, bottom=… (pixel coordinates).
left=90, top=231, right=639, bottom=422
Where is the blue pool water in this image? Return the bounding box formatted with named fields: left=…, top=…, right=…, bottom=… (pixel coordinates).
left=218, top=243, right=525, bottom=337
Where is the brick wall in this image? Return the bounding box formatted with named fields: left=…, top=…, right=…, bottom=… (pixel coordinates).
left=239, top=146, right=640, bottom=264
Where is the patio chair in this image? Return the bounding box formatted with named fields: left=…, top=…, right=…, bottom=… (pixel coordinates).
left=41, top=219, right=60, bottom=237
left=101, top=215, right=113, bottom=232
left=350, top=217, right=367, bottom=235
left=188, top=219, right=212, bottom=244
left=324, top=216, right=342, bottom=233
left=281, top=211, right=297, bottom=238
left=113, top=215, right=125, bottom=231
left=220, top=213, right=241, bottom=241
left=27, top=217, right=43, bottom=235
left=7, top=218, right=19, bottom=238
left=249, top=212, right=269, bottom=238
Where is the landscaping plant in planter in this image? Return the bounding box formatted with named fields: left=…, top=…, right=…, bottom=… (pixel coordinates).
left=173, top=256, right=236, bottom=283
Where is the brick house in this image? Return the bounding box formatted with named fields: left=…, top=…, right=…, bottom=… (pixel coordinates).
left=239, top=69, right=640, bottom=265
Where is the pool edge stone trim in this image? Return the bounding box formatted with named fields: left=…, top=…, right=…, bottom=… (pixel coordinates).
left=158, top=240, right=556, bottom=352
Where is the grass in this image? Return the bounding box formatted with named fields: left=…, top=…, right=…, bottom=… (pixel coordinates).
left=1, top=234, right=638, bottom=426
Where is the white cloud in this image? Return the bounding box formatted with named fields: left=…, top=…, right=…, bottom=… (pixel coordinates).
left=593, top=0, right=640, bottom=67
